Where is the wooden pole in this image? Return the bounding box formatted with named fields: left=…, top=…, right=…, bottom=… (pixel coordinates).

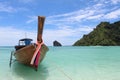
left=37, top=16, right=45, bottom=43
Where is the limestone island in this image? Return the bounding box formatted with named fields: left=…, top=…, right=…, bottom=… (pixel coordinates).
left=73, top=21, right=120, bottom=46
left=53, top=40, right=62, bottom=46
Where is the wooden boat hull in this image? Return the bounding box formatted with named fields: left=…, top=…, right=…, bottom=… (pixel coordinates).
left=14, top=44, right=48, bottom=66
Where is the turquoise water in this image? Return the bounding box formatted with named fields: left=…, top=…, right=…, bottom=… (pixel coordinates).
left=0, top=46, right=120, bottom=80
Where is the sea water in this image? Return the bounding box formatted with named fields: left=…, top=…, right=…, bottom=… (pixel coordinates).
left=0, top=46, right=120, bottom=80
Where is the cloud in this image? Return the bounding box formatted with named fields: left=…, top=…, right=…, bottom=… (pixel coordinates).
left=104, top=9, right=120, bottom=19
left=18, top=0, right=36, bottom=3
left=46, top=2, right=110, bottom=25
left=0, top=2, right=28, bottom=13
left=26, top=16, right=37, bottom=23
left=87, top=14, right=104, bottom=20
left=0, top=27, right=37, bottom=46
left=27, top=0, right=120, bottom=25
left=46, top=0, right=120, bottom=25
left=0, top=25, right=93, bottom=46
left=94, top=0, right=120, bottom=4
left=110, top=0, right=120, bottom=4
left=46, top=9, right=96, bottom=25
left=0, top=2, right=16, bottom=13
left=43, top=25, right=93, bottom=45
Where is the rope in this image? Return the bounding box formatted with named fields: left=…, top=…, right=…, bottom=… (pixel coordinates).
left=51, top=62, right=73, bottom=80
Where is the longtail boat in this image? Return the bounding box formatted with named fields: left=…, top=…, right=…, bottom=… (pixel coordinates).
left=11, top=16, right=49, bottom=71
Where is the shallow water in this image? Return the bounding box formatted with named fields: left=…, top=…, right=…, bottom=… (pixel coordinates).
left=0, top=46, right=120, bottom=80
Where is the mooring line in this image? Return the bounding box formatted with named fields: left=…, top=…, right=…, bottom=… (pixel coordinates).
left=50, top=62, right=73, bottom=80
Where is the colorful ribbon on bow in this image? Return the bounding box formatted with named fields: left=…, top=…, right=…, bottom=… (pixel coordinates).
left=30, top=41, right=43, bottom=68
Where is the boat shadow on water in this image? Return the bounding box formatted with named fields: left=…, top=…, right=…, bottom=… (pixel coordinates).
left=11, top=61, right=49, bottom=80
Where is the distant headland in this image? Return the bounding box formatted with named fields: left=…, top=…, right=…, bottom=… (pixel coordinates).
left=73, top=20, right=120, bottom=46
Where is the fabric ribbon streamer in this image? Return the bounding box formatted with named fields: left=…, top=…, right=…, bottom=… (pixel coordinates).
left=30, top=41, right=43, bottom=65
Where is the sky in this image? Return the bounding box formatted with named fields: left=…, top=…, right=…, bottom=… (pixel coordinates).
left=0, top=0, right=120, bottom=46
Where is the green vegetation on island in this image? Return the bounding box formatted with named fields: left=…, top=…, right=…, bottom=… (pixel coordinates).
left=73, top=21, right=120, bottom=46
